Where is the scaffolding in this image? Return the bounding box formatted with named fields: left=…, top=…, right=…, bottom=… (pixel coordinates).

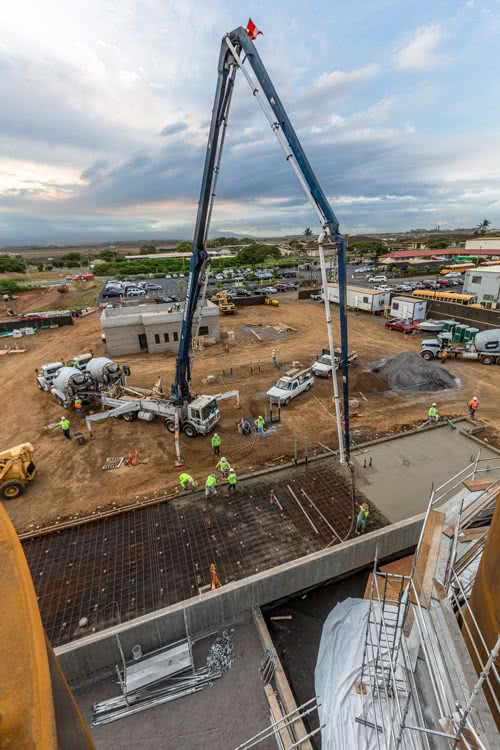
left=356, top=453, right=500, bottom=750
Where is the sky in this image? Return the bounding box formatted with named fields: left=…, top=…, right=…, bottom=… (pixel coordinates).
left=1, top=0, right=499, bottom=245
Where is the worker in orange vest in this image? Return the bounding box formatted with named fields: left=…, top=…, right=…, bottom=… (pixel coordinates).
left=468, top=396, right=479, bottom=419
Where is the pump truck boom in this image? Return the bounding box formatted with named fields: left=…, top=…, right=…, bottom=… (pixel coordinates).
left=172, top=21, right=351, bottom=457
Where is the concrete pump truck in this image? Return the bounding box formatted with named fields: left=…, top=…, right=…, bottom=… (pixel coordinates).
left=88, top=21, right=352, bottom=458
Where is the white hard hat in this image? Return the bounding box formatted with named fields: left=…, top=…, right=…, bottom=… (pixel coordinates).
left=432, top=403, right=437, bottom=407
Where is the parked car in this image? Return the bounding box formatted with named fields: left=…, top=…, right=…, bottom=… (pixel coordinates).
left=385, top=319, right=418, bottom=334
left=102, top=289, right=123, bottom=299
left=368, top=275, right=387, bottom=283
left=260, top=286, right=278, bottom=294
left=126, top=288, right=146, bottom=297
left=445, top=272, right=463, bottom=278
left=310, top=293, right=323, bottom=301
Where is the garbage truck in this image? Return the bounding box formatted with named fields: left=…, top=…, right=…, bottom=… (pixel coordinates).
left=420, top=328, right=500, bottom=365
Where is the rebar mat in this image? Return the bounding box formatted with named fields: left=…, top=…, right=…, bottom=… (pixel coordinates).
left=23, top=463, right=387, bottom=646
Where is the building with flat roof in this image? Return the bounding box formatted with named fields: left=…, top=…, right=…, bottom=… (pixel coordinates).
left=463, top=265, right=500, bottom=308
left=101, top=301, right=220, bottom=356
left=381, top=247, right=500, bottom=261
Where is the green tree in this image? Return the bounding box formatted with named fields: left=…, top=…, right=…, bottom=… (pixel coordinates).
left=140, top=244, right=157, bottom=255
left=236, top=244, right=281, bottom=266
left=427, top=239, right=449, bottom=250
left=176, top=241, right=193, bottom=253
left=303, top=228, right=313, bottom=237
left=474, top=218, right=491, bottom=235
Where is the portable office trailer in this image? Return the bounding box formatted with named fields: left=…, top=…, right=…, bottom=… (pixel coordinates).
left=389, top=296, right=427, bottom=322
left=326, top=283, right=388, bottom=313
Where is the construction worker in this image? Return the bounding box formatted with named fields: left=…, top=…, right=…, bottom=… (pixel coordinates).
left=271, top=348, right=278, bottom=368
left=178, top=472, right=195, bottom=491
left=255, top=415, right=265, bottom=435
left=227, top=469, right=238, bottom=495
left=356, top=503, right=369, bottom=534
left=428, top=403, right=439, bottom=423
left=211, top=432, right=221, bottom=457
left=205, top=473, right=217, bottom=498
left=468, top=396, right=479, bottom=419
left=56, top=416, right=71, bottom=440
left=74, top=396, right=83, bottom=418
left=216, top=456, right=231, bottom=478
left=239, top=417, right=252, bottom=437
left=438, top=348, right=449, bottom=365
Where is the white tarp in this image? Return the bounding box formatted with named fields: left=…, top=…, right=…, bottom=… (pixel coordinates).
left=315, top=597, right=373, bottom=749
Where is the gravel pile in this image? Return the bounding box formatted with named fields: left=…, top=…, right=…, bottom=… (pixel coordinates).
left=371, top=351, right=458, bottom=392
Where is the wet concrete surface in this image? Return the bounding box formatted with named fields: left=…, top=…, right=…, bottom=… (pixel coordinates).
left=351, top=425, right=499, bottom=522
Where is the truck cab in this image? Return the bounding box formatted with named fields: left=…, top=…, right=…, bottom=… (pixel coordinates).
left=185, top=396, right=220, bottom=437
left=36, top=362, right=64, bottom=391
left=267, top=368, right=314, bottom=405
left=312, top=352, right=338, bottom=377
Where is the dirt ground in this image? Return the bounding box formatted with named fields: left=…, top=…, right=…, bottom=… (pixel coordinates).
left=2, top=283, right=98, bottom=316
left=2, top=295, right=499, bottom=532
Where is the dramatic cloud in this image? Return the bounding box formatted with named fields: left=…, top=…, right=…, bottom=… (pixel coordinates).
left=160, top=121, right=189, bottom=137
left=393, top=25, right=448, bottom=71
left=0, top=1, right=498, bottom=243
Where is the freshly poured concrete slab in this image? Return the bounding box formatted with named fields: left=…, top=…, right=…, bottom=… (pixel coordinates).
left=351, top=425, right=499, bottom=523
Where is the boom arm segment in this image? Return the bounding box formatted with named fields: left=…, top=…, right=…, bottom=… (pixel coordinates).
left=173, top=24, right=351, bottom=457
left=172, top=42, right=236, bottom=402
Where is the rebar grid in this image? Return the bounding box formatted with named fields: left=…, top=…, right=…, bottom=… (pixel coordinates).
left=23, top=462, right=382, bottom=646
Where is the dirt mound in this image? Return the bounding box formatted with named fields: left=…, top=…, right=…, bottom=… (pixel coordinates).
left=372, top=352, right=458, bottom=392
left=350, top=370, right=389, bottom=394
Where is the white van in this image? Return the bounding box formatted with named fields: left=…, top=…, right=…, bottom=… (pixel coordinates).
left=368, top=275, right=387, bottom=283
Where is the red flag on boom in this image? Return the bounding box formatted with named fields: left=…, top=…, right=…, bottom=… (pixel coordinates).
left=246, top=18, right=263, bottom=40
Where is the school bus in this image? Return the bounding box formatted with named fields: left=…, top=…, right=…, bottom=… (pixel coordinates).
left=413, top=290, right=478, bottom=305
left=440, top=263, right=475, bottom=275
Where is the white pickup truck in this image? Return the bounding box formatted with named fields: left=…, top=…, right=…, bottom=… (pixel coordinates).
left=267, top=367, right=314, bottom=406
left=311, top=349, right=358, bottom=377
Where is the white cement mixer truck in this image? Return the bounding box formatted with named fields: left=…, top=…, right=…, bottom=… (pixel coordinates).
left=420, top=328, right=500, bottom=365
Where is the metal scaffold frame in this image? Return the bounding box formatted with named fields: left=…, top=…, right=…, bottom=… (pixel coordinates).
left=356, top=454, right=500, bottom=750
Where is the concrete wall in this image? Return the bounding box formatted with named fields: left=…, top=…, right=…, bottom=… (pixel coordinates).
left=56, top=515, right=423, bottom=687
left=427, top=299, right=500, bottom=330
left=102, top=303, right=220, bottom=356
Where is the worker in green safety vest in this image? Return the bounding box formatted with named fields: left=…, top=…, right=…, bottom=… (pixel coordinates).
left=356, top=503, right=369, bottom=534
left=211, top=432, right=221, bottom=457
left=56, top=416, right=71, bottom=440
left=227, top=470, right=238, bottom=496
left=254, top=415, right=265, bottom=435
left=205, top=473, right=217, bottom=498
left=216, top=456, right=231, bottom=478
left=179, top=472, right=195, bottom=491
left=428, top=403, right=439, bottom=423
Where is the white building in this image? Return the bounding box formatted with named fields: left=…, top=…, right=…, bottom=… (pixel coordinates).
left=101, top=301, right=220, bottom=356
left=463, top=265, right=500, bottom=308
left=389, top=296, right=427, bottom=321
left=326, top=283, right=388, bottom=313
left=465, top=237, right=500, bottom=253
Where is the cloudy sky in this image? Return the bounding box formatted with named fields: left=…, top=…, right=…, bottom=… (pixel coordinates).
left=1, top=0, right=499, bottom=244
